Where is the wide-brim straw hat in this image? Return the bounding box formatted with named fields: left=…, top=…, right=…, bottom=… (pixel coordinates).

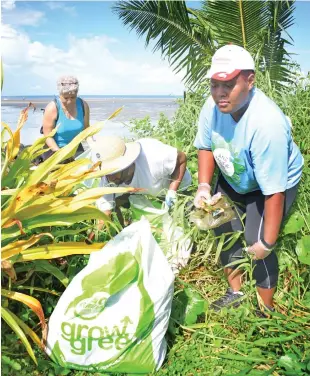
left=89, top=136, right=141, bottom=174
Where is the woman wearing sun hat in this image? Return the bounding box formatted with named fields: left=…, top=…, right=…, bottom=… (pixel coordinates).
left=194, top=44, right=303, bottom=314
left=87, top=136, right=192, bottom=242
left=41, top=75, right=90, bottom=161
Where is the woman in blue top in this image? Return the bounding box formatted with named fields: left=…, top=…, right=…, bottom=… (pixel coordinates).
left=42, top=75, right=90, bottom=159
left=194, top=45, right=303, bottom=315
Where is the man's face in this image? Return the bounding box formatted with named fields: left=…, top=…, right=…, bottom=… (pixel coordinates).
left=106, top=171, right=124, bottom=185
left=210, top=72, right=255, bottom=114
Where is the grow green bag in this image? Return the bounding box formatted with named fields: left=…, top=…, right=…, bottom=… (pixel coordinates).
left=46, top=218, right=175, bottom=373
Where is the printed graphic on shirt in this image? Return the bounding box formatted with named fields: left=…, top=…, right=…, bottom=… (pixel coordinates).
left=211, top=134, right=246, bottom=185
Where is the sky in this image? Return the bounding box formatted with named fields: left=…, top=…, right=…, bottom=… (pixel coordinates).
left=2, top=0, right=310, bottom=96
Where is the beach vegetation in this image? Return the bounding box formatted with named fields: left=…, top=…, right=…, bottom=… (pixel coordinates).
left=113, top=0, right=296, bottom=89
left=1, top=105, right=134, bottom=366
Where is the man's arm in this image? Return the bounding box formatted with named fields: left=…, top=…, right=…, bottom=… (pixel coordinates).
left=263, top=192, right=285, bottom=245
left=43, top=102, right=60, bottom=152
left=169, top=151, right=187, bottom=191
left=86, top=210, right=112, bottom=244
left=198, top=149, right=216, bottom=184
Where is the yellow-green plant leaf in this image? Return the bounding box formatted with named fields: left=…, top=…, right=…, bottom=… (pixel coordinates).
left=10, top=104, right=36, bottom=160
left=1, top=206, right=110, bottom=242
left=33, top=260, right=69, bottom=287
left=26, top=113, right=122, bottom=187
left=107, top=106, right=123, bottom=120
left=14, top=186, right=137, bottom=221
left=1, top=123, right=14, bottom=172
left=1, top=289, right=47, bottom=344
left=4, top=308, right=41, bottom=348
left=1, top=307, right=38, bottom=364
left=2, top=181, right=58, bottom=222
left=17, top=241, right=104, bottom=261
left=1, top=233, right=54, bottom=261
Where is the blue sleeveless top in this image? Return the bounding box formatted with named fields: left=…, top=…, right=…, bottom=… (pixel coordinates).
left=53, top=97, right=84, bottom=147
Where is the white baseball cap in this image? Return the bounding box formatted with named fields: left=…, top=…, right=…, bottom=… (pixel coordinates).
left=207, top=45, right=255, bottom=81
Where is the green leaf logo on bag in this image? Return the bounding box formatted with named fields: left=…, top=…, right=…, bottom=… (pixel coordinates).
left=74, top=291, right=109, bottom=320
left=65, top=252, right=139, bottom=320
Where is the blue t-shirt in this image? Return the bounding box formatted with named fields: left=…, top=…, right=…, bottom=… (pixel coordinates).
left=194, top=88, right=303, bottom=195
left=53, top=97, right=84, bottom=148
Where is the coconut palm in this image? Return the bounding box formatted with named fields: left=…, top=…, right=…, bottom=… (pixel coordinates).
left=113, top=0, right=295, bottom=89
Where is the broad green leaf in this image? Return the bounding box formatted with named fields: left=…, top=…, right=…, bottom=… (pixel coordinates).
left=1, top=307, right=37, bottom=364
left=283, top=211, right=305, bottom=234
left=184, top=288, right=206, bottom=325
left=33, top=260, right=69, bottom=287
left=295, top=235, right=310, bottom=265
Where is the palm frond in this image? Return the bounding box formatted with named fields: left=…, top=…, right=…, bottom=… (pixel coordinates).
left=113, top=1, right=214, bottom=87
left=258, top=0, right=295, bottom=87
left=203, top=0, right=295, bottom=88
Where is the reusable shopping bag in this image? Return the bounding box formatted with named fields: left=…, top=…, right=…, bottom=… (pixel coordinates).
left=46, top=218, right=175, bottom=373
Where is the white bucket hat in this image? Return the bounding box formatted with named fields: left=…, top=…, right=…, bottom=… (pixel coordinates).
left=89, top=136, right=141, bottom=174
left=207, top=45, right=255, bottom=81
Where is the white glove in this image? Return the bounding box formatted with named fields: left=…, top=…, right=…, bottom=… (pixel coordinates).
left=164, top=189, right=177, bottom=209
left=246, top=240, right=273, bottom=260
left=194, top=183, right=211, bottom=208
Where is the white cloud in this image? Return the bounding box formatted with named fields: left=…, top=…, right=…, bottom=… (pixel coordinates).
left=1, top=24, right=185, bottom=95
left=1, top=0, right=16, bottom=10
left=2, top=8, right=45, bottom=26
left=46, top=2, right=76, bottom=16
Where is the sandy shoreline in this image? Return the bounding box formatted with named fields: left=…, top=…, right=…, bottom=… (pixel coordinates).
left=1, top=97, right=180, bottom=108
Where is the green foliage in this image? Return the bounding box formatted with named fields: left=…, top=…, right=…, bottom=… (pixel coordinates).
left=1, top=108, right=124, bottom=365
left=128, top=69, right=310, bottom=375
left=2, top=59, right=310, bottom=376
left=114, top=0, right=296, bottom=89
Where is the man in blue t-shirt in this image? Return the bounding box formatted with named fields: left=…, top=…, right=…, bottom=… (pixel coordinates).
left=194, top=45, right=303, bottom=315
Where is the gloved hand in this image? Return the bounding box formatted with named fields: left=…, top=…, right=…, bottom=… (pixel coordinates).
left=246, top=240, right=273, bottom=260
left=164, top=189, right=177, bottom=210
left=193, top=183, right=212, bottom=208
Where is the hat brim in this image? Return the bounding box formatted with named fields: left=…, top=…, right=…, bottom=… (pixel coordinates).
left=207, top=69, right=241, bottom=81
left=92, top=141, right=141, bottom=175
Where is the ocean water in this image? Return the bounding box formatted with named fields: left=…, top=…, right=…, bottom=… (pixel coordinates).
left=1, top=95, right=181, bottom=146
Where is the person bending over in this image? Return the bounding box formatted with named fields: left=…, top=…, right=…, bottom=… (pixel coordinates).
left=87, top=136, right=192, bottom=242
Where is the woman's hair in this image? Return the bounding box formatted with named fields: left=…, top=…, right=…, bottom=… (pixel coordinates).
left=57, top=75, right=79, bottom=95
